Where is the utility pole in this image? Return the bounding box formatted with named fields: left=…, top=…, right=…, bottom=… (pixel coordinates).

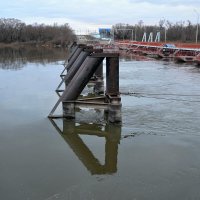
left=162, top=18, right=167, bottom=43
left=164, top=27, right=167, bottom=43
left=135, top=25, right=137, bottom=41
left=194, top=9, right=199, bottom=43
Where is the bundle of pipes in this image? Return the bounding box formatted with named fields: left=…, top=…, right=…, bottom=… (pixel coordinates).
left=48, top=43, right=122, bottom=123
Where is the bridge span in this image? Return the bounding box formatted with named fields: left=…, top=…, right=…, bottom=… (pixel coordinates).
left=93, top=41, right=200, bottom=65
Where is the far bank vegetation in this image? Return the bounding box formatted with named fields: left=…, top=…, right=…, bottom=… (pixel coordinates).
left=0, top=18, right=76, bottom=47
left=113, top=20, right=200, bottom=43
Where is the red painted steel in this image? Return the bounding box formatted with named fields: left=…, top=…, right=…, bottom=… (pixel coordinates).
left=94, top=41, right=200, bottom=63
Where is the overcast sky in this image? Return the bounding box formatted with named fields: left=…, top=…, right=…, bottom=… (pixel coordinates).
left=1, top=0, right=200, bottom=32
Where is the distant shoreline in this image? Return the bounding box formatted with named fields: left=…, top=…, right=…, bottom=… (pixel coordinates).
left=0, top=42, right=69, bottom=48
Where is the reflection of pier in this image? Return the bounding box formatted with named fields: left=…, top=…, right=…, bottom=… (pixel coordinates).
left=50, top=119, right=121, bottom=175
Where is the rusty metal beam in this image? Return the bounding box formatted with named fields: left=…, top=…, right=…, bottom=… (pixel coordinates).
left=91, top=53, right=119, bottom=58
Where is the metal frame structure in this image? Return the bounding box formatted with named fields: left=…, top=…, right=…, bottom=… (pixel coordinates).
left=48, top=44, right=122, bottom=123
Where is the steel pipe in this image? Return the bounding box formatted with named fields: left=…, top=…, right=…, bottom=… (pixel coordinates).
left=62, top=56, right=104, bottom=101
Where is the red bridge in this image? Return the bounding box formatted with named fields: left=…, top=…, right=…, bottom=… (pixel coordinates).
left=94, top=41, right=200, bottom=65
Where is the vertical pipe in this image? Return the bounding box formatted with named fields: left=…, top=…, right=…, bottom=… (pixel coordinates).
left=94, top=62, right=103, bottom=78
left=106, top=56, right=119, bottom=96
left=94, top=62, right=104, bottom=94
left=105, top=54, right=121, bottom=123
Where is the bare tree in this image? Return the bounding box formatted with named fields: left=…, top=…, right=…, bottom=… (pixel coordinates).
left=112, top=19, right=199, bottom=43
left=0, top=18, right=76, bottom=46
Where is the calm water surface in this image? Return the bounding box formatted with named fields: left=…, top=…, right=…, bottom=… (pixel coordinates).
left=1, top=48, right=200, bottom=200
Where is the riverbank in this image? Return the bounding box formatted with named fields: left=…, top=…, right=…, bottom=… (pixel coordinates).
left=0, top=42, right=71, bottom=48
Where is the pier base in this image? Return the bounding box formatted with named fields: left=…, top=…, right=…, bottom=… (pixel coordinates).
left=49, top=48, right=122, bottom=123
left=62, top=95, right=121, bottom=123
left=94, top=78, right=104, bottom=94
left=63, top=102, right=75, bottom=118
left=108, top=96, right=122, bottom=123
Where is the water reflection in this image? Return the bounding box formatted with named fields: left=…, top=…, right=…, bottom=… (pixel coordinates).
left=0, top=46, right=68, bottom=70
left=49, top=118, right=121, bottom=175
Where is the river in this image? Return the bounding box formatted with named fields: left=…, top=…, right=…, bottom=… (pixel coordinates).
left=0, top=47, right=200, bottom=200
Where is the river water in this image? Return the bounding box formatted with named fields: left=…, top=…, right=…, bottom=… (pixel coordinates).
left=0, top=47, right=200, bottom=200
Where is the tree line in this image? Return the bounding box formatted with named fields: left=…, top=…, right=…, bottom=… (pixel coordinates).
left=0, top=18, right=76, bottom=46
left=112, top=20, right=200, bottom=43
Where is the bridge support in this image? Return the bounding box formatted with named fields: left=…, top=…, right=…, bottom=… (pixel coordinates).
left=63, top=102, right=75, bottom=119
left=61, top=44, right=86, bottom=77
left=64, top=49, right=92, bottom=89
left=105, top=56, right=121, bottom=123
left=94, top=62, right=104, bottom=94
left=49, top=45, right=122, bottom=123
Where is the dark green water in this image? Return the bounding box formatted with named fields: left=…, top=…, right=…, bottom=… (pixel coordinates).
left=1, top=48, right=200, bottom=200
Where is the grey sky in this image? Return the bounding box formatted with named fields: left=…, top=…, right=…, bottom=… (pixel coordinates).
left=1, top=0, right=200, bottom=31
